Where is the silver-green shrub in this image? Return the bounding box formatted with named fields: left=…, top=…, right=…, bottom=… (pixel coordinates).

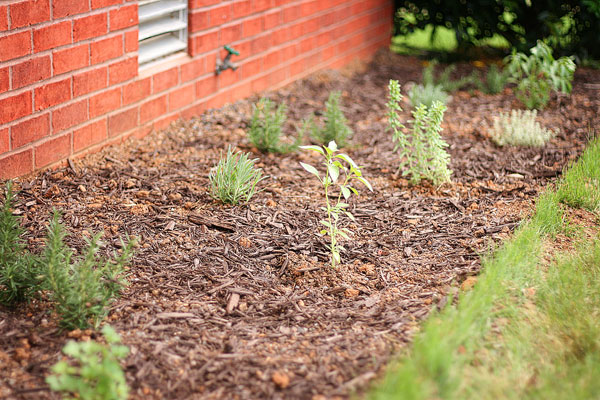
left=209, top=147, right=265, bottom=205
left=490, top=109, right=556, bottom=147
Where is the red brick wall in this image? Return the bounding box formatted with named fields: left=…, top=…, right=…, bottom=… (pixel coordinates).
left=0, top=0, right=392, bottom=179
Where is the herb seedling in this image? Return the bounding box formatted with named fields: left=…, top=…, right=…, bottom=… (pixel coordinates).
left=43, top=211, right=134, bottom=330
left=310, top=91, right=353, bottom=147
left=248, top=98, right=302, bottom=153
left=300, top=141, right=372, bottom=267
left=209, top=147, right=265, bottom=205
left=46, top=325, right=130, bottom=400
left=505, top=41, right=576, bottom=109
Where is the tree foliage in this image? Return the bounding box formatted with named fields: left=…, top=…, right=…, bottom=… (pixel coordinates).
left=393, top=0, right=600, bottom=60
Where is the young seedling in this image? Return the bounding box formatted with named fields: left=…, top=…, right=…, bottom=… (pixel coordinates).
left=310, top=91, right=353, bottom=147
left=209, top=146, right=266, bottom=205
left=248, top=98, right=302, bottom=153
left=300, top=141, right=372, bottom=267
left=46, top=325, right=130, bottom=400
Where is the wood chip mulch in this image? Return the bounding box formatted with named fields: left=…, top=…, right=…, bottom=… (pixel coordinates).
left=1, top=50, right=599, bottom=399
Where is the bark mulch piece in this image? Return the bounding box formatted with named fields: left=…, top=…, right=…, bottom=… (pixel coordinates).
left=1, top=50, right=599, bottom=399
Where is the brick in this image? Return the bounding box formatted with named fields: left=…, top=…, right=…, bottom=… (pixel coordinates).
left=168, top=84, right=195, bottom=111
left=0, top=31, right=31, bottom=62
left=35, top=79, right=71, bottom=111
left=34, top=133, right=71, bottom=168
left=53, top=0, right=89, bottom=19
left=92, top=0, right=123, bottom=9
left=73, top=13, right=107, bottom=42
left=11, top=113, right=50, bottom=148
left=283, top=4, right=301, bottom=23
left=242, top=17, right=262, bottom=38
left=52, top=100, right=87, bottom=131
left=189, top=10, right=208, bottom=33
left=140, top=95, right=167, bottom=123
left=12, top=55, right=52, bottom=89
left=0, top=128, right=8, bottom=154
left=0, top=149, right=33, bottom=179
left=251, top=34, right=271, bottom=53
left=73, top=66, right=108, bottom=97
left=0, top=5, right=7, bottom=31
left=152, top=67, right=178, bottom=94
left=109, top=4, right=138, bottom=31
left=53, top=44, right=89, bottom=75
left=301, top=0, right=319, bottom=17
left=107, top=107, right=136, bottom=137
left=241, top=58, right=261, bottom=79
left=189, top=0, right=220, bottom=7
left=254, top=0, right=272, bottom=13
left=74, top=119, right=107, bottom=152
left=89, top=87, right=121, bottom=118
left=124, top=30, right=138, bottom=52
left=189, top=31, right=218, bottom=56
left=123, top=78, right=150, bottom=105
left=264, top=10, right=281, bottom=30
left=108, top=57, right=137, bottom=84
left=233, top=0, right=251, bottom=19
left=181, top=58, right=205, bottom=82
left=33, top=21, right=71, bottom=53
left=0, top=91, right=32, bottom=125
left=0, top=68, right=8, bottom=94
left=10, top=0, right=50, bottom=29
left=90, top=35, right=123, bottom=64
left=153, top=113, right=177, bottom=131
left=208, top=4, right=230, bottom=27
left=221, top=23, right=242, bottom=44
left=195, top=75, right=217, bottom=98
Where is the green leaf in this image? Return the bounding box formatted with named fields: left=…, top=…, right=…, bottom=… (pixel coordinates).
left=327, top=164, right=340, bottom=183
left=300, top=145, right=325, bottom=155
left=327, top=141, right=338, bottom=152
left=356, top=176, right=373, bottom=191
left=320, top=220, right=332, bottom=228
left=344, top=211, right=356, bottom=222
left=335, top=153, right=358, bottom=169
left=338, top=230, right=350, bottom=240
left=300, top=162, right=320, bottom=178
left=341, top=186, right=351, bottom=200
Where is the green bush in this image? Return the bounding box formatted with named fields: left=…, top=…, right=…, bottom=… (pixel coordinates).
left=490, top=109, right=556, bottom=147
left=46, top=325, right=130, bottom=400
left=422, top=61, right=475, bottom=92
left=0, top=181, right=40, bottom=306
left=475, top=64, right=509, bottom=95
left=43, top=211, right=134, bottom=330
left=209, top=147, right=265, bottom=205
left=248, top=98, right=302, bottom=153
left=388, top=80, right=452, bottom=185
left=393, top=0, right=600, bottom=60
left=408, top=83, right=449, bottom=108
left=310, top=91, right=353, bottom=147
left=505, top=41, right=576, bottom=110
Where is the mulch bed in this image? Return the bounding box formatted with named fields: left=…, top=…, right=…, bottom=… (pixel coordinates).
left=1, top=50, right=598, bottom=399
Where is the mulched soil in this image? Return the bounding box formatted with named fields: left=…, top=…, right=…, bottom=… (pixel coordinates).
left=1, top=50, right=599, bottom=400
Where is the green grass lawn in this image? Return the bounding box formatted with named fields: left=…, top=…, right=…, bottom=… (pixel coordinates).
left=368, top=136, right=600, bottom=399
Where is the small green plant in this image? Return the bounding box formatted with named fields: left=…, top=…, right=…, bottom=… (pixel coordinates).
left=0, top=181, right=40, bottom=305
left=388, top=80, right=452, bottom=185
left=248, top=98, right=302, bottom=153
left=209, top=147, right=265, bottom=205
left=310, top=91, right=353, bottom=147
left=478, top=64, right=509, bottom=95
left=422, top=60, right=474, bottom=92
left=407, top=83, right=449, bottom=108
left=505, top=41, right=576, bottom=109
left=299, top=141, right=372, bottom=267
left=43, top=211, right=134, bottom=330
left=490, top=109, right=556, bottom=147
left=46, top=325, right=130, bottom=400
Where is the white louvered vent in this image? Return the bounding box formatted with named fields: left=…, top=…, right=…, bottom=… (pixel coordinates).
left=138, top=0, right=188, bottom=66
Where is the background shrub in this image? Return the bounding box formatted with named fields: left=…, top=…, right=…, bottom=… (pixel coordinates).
left=209, top=147, right=265, bottom=205
left=248, top=98, right=302, bottom=153
left=490, top=109, right=556, bottom=147
left=310, top=91, right=353, bottom=147
left=393, top=0, right=600, bottom=60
